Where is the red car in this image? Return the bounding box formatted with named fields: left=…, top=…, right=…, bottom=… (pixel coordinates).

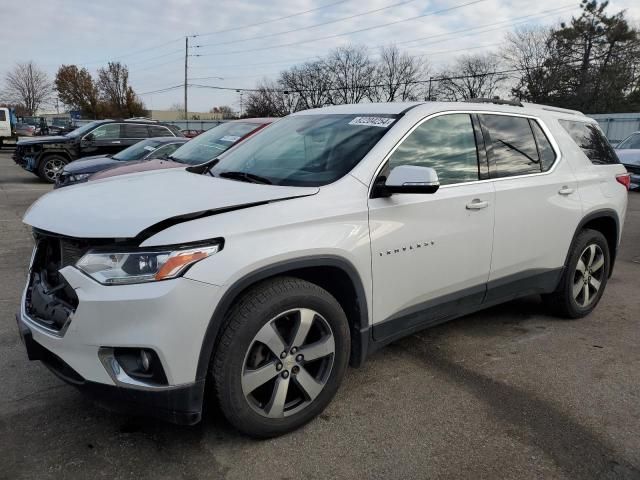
left=181, top=129, right=204, bottom=138
left=90, top=118, right=276, bottom=181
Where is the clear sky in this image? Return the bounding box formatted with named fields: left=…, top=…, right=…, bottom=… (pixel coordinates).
left=1, top=0, right=638, bottom=113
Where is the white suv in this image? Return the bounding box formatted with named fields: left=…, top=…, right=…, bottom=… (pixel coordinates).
left=17, top=100, right=630, bottom=437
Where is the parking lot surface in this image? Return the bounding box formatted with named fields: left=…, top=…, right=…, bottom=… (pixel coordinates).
left=1, top=150, right=639, bottom=479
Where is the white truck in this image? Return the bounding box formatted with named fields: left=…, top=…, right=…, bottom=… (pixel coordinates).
left=0, top=107, right=18, bottom=148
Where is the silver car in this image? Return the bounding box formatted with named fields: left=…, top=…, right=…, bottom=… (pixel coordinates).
left=615, top=131, right=640, bottom=190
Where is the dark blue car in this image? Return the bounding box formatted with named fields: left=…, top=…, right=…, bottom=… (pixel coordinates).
left=55, top=136, right=189, bottom=188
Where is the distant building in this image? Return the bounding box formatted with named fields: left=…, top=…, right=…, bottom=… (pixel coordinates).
left=149, top=110, right=223, bottom=121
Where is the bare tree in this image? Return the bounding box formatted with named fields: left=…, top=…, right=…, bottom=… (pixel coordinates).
left=245, top=79, right=296, bottom=117
left=97, top=62, right=145, bottom=117
left=210, top=105, right=237, bottom=118
left=369, top=45, right=428, bottom=102
left=501, top=26, right=559, bottom=102
left=325, top=45, right=375, bottom=104
left=170, top=102, right=187, bottom=119
left=281, top=60, right=333, bottom=110
left=435, top=53, right=506, bottom=101
left=4, top=62, right=53, bottom=115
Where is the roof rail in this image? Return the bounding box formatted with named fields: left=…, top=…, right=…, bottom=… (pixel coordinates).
left=124, top=117, right=158, bottom=123
left=466, top=97, right=524, bottom=107
left=525, top=104, right=584, bottom=116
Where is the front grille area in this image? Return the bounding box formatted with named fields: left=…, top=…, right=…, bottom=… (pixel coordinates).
left=24, top=232, right=90, bottom=332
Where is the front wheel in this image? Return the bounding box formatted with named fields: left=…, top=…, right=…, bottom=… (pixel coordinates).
left=213, top=277, right=350, bottom=438
left=37, top=155, right=68, bottom=183
left=544, top=229, right=610, bottom=318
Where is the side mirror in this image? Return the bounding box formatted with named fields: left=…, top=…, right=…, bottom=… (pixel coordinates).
left=375, top=165, right=440, bottom=197
left=84, top=133, right=94, bottom=142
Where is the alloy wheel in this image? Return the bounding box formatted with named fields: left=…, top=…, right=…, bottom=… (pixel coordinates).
left=43, top=158, right=66, bottom=181
left=573, top=244, right=605, bottom=308
left=241, top=308, right=335, bottom=418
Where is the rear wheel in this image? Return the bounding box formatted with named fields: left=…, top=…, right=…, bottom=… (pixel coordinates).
left=544, top=229, right=610, bottom=318
left=213, top=277, right=350, bottom=438
left=37, top=155, right=68, bottom=183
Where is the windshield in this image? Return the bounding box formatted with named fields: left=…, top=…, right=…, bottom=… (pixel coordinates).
left=65, top=121, right=104, bottom=138
left=113, top=139, right=164, bottom=161
left=170, top=122, right=262, bottom=165
left=617, top=133, right=640, bottom=150
left=209, top=114, right=396, bottom=186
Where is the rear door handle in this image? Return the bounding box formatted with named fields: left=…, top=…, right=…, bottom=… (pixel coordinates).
left=558, top=186, right=574, bottom=195
left=466, top=199, right=489, bottom=210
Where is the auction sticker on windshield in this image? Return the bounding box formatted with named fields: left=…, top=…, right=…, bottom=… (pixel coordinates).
left=348, top=117, right=395, bottom=128
left=219, top=135, right=241, bottom=143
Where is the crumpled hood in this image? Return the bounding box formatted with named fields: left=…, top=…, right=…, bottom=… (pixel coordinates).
left=615, top=149, right=640, bottom=166
left=17, top=135, right=70, bottom=145
left=24, top=168, right=319, bottom=239
left=64, top=155, right=117, bottom=174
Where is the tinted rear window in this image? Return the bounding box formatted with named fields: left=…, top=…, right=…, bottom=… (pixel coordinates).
left=481, top=114, right=541, bottom=178
left=123, top=124, right=149, bottom=139
left=150, top=125, right=175, bottom=137
left=559, top=120, right=619, bottom=165
left=0, top=110, right=6, bottom=121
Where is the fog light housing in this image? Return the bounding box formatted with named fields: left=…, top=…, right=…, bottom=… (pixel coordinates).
left=99, top=347, right=168, bottom=388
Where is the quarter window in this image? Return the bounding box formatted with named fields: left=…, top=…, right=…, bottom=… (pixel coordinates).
left=530, top=121, right=556, bottom=171
left=481, top=114, right=541, bottom=178
left=149, top=126, right=174, bottom=137
left=559, top=120, right=619, bottom=165
left=387, top=113, right=479, bottom=185
left=90, top=123, right=120, bottom=140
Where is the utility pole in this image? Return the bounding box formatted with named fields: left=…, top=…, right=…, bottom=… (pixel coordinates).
left=184, top=36, right=189, bottom=123
left=236, top=89, right=244, bottom=117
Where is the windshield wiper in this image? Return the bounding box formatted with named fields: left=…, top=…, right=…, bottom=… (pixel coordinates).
left=218, top=171, right=272, bottom=184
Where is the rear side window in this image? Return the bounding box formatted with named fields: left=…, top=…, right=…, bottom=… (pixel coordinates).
left=387, top=113, right=479, bottom=185
left=0, top=110, right=6, bottom=121
left=558, top=120, right=619, bottom=165
left=480, top=114, right=541, bottom=178
left=123, top=124, right=149, bottom=139
left=150, top=125, right=174, bottom=137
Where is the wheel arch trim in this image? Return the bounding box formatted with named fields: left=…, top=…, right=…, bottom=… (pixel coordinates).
left=568, top=208, right=620, bottom=274
left=194, top=255, right=371, bottom=382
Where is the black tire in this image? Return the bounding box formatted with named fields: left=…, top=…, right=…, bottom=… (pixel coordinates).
left=213, top=276, right=350, bottom=438
left=543, top=228, right=610, bottom=318
left=37, top=155, right=68, bottom=183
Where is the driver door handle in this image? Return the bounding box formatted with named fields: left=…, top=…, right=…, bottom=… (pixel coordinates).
left=558, top=186, right=574, bottom=195
left=111, top=140, right=121, bottom=144
left=466, top=199, right=489, bottom=210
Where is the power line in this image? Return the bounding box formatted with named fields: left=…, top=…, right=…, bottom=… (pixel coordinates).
left=194, top=0, right=419, bottom=49
left=396, top=4, right=576, bottom=48
left=78, top=38, right=184, bottom=66
left=191, top=0, right=351, bottom=37
left=183, top=4, right=573, bottom=74
left=53, top=2, right=352, bottom=69
left=194, top=0, right=489, bottom=57
left=185, top=67, right=529, bottom=94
